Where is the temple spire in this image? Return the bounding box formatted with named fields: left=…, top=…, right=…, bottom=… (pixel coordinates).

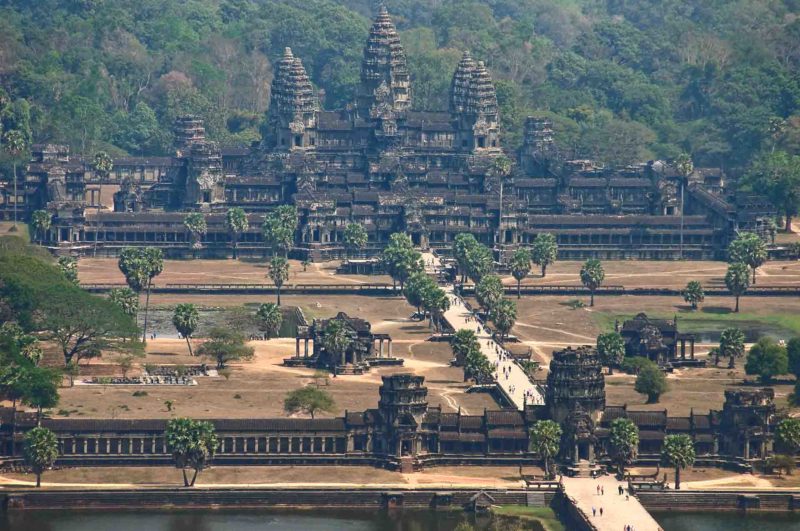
left=357, top=7, right=411, bottom=116
left=450, top=51, right=476, bottom=114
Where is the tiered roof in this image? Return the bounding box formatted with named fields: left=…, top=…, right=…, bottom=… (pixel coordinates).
left=360, top=6, right=410, bottom=111
left=270, top=47, right=316, bottom=115
left=450, top=51, right=476, bottom=114
left=466, top=61, right=498, bottom=116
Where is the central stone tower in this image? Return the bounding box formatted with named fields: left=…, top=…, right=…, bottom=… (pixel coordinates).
left=378, top=374, right=428, bottom=457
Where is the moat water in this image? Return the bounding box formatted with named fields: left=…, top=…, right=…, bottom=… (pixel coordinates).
left=1, top=509, right=798, bottom=531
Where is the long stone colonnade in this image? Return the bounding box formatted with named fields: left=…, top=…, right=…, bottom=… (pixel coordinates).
left=293, top=336, right=394, bottom=360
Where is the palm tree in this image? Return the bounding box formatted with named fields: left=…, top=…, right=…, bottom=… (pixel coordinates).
left=529, top=420, right=561, bottom=480
left=184, top=213, right=207, bottom=259
left=531, top=233, right=558, bottom=277
left=322, top=318, right=353, bottom=369
left=579, top=259, right=605, bottom=307
left=225, top=207, right=249, bottom=259
left=172, top=303, right=200, bottom=355
left=490, top=298, right=517, bottom=340
left=609, top=418, right=639, bottom=475
left=91, top=152, right=113, bottom=257
left=268, top=256, right=290, bottom=305
left=343, top=222, right=368, bottom=259
left=3, top=130, right=27, bottom=231
left=30, top=210, right=51, bottom=245
left=725, top=262, right=750, bottom=312
left=256, top=302, right=282, bottom=340
left=509, top=248, right=531, bottom=299
left=662, top=434, right=696, bottom=490
left=682, top=280, right=704, bottom=310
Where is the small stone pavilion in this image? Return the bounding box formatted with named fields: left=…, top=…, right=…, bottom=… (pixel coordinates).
left=618, top=313, right=700, bottom=368
left=286, top=312, right=398, bottom=375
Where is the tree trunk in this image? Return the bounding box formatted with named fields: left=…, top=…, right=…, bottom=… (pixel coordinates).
left=190, top=468, right=199, bottom=486
left=590, top=291, right=595, bottom=307
left=734, top=295, right=740, bottom=313
left=36, top=472, right=41, bottom=488
left=541, top=264, right=546, bottom=278
left=608, top=365, right=614, bottom=375
left=675, top=466, right=681, bottom=490
left=182, top=469, right=190, bottom=487
left=142, top=284, right=152, bottom=343
left=715, top=351, right=720, bottom=366
left=185, top=336, right=193, bottom=356
left=728, top=355, right=735, bottom=369
left=752, top=267, right=757, bottom=285
left=276, top=286, right=281, bottom=306
left=517, top=279, right=521, bottom=299
left=786, top=212, right=792, bottom=233
left=12, top=163, right=17, bottom=229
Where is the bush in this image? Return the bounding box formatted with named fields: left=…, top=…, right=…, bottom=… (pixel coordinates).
left=233, top=393, right=242, bottom=399
left=132, top=390, right=148, bottom=397
left=766, top=454, right=796, bottom=476
left=635, top=364, right=668, bottom=403
left=621, top=356, right=657, bottom=375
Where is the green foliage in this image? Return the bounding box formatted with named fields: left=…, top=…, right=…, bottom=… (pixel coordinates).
left=450, top=329, right=480, bottom=366
left=23, top=426, right=59, bottom=487
left=343, top=223, right=368, bottom=258
left=183, top=212, right=207, bottom=255
left=475, top=274, right=504, bottom=313
left=788, top=337, right=800, bottom=379
left=172, top=303, right=200, bottom=355
left=453, top=233, right=479, bottom=283
left=634, top=363, right=668, bottom=403
left=262, top=205, right=298, bottom=257
left=283, top=385, right=336, bottom=419
left=745, top=151, right=800, bottom=230
left=596, top=332, right=625, bottom=374
left=766, top=454, right=796, bottom=476
left=255, top=302, right=282, bottom=340
left=621, top=356, right=656, bottom=375
left=404, top=272, right=436, bottom=315
left=609, top=418, right=639, bottom=475
left=225, top=207, right=249, bottom=258
left=775, top=418, right=800, bottom=454
left=529, top=420, right=561, bottom=479
left=728, top=232, right=768, bottom=284
left=724, top=262, right=750, bottom=312
left=661, top=434, right=696, bottom=490
left=108, top=287, right=139, bottom=318
left=490, top=298, right=516, bottom=340
left=381, top=233, right=424, bottom=289
left=321, top=318, right=353, bottom=366
left=465, top=243, right=494, bottom=283
left=718, top=327, right=745, bottom=368
left=165, top=418, right=218, bottom=487
left=531, top=233, right=558, bottom=277
left=267, top=256, right=290, bottom=305
left=57, top=256, right=79, bottom=285
left=579, top=259, right=604, bottom=306
left=30, top=210, right=51, bottom=243
left=509, top=248, right=531, bottom=298
left=745, top=337, right=788, bottom=383
left=682, top=281, right=704, bottom=310
left=196, top=327, right=254, bottom=369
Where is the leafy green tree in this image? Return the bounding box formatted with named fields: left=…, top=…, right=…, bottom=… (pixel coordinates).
left=531, top=233, right=558, bottom=277
left=38, top=284, right=140, bottom=365
left=19, top=367, right=61, bottom=423
left=284, top=386, right=336, bottom=419
left=2, top=129, right=27, bottom=230
left=766, top=454, right=796, bottom=476
left=609, top=418, right=639, bottom=475
left=745, top=337, right=788, bottom=383
left=404, top=272, right=436, bottom=317
left=529, top=420, right=562, bottom=480
left=635, top=363, right=668, bottom=403
left=118, top=247, right=163, bottom=342
left=196, top=327, right=254, bottom=369
left=256, top=302, right=282, bottom=340
left=464, top=348, right=493, bottom=383
left=787, top=337, right=800, bottom=380
left=423, top=286, right=450, bottom=333
left=682, top=281, right=704, bottom=310
left=184, top=212, right=207, bottom=259
left=476, top=274, right=504, bottom=313
left=262, top=205, right=297, bottom=257
left=724, top=262, right=750, bottom=313
left=509, top=248, right=531, bottom=298
left=597, top=332, right=625, bottom=374
left=30, top=210, right=51, bottom=244
left=225, top=207, right=249, bottom=259
left=90, top=152, right=114, bottom=256
left=108, top=287, right=139, bottom=318
left=490, top=298, right=516, bottom=340
left=453, top=233, right=479, bottom=283
left=267, top=256, right=290, bottom=306
left=23, top=426, right=59, bottom=487
left=728, top=232, right=768, bottom=284
left=321, top=318, right=353, bottom=369
left=661, top=434, right=696, bottom=490
left=381, top=233, right=423, bottom=290
left=172, top=303, right=199, bottom=356
left=57, top=256, right=79, bottom=285
left=465, top=243, right=494, bottom=283
left=719, top=327, right=745, bottom=368
left=579, top=259, right=605, bottom=307
left=745, top=151, right=800, bottom=233
left=775, top=418, right=800, bottom=455
left=450, top=329, right=480, bottom=367
left=343, top=223, right=368, bottom=259
left=165, top=418, right=218, bottom=487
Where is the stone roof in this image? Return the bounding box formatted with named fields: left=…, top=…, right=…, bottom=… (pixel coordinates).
left=450, top=51, right=476, bottom=114
left=466, top=61, right=498, bottom=116
left=270, top=47, right=316, bottom=115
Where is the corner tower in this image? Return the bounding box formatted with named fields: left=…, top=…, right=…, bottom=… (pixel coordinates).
left=357, top=7, right=411, bottom=118
left=263, top=47, right=317, bottom=151
left=453, top=59, right=501, bottom=153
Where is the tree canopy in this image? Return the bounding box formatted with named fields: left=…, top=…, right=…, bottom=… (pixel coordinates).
left=283, top=386, right=336, bottom=419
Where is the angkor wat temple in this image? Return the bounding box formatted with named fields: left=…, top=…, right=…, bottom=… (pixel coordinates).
left=0, top=8, right=775, bottom=260
left=0, top=357, right=780, bottom=472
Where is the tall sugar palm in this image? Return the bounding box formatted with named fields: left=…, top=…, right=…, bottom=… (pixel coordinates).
left=225, top=207, right=249, bottom=259
left=2, top=130, right=27, bottom=231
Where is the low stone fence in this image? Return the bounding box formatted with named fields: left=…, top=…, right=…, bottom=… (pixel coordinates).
left=637, top=490, right=800, bottom=512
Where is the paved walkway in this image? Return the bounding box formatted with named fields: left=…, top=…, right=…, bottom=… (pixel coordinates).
left=562, top=476, right=662, bottom=531
left=422, top=253, right=544, bottom=408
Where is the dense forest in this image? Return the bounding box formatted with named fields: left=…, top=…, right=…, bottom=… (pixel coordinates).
left=1, top=0, right=800, bottom=171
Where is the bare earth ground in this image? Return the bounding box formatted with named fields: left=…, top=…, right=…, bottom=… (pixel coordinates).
left=0, top=465, right=536, bottom=488
left=627, top=466, right=800, bottom=489
left=505, top=259, right=800, bottom=289
left=78, top=257, right=393, bottom=286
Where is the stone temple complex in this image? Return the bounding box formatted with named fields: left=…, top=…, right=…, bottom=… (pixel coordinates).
left=0, top=8, right=776, bottom=260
